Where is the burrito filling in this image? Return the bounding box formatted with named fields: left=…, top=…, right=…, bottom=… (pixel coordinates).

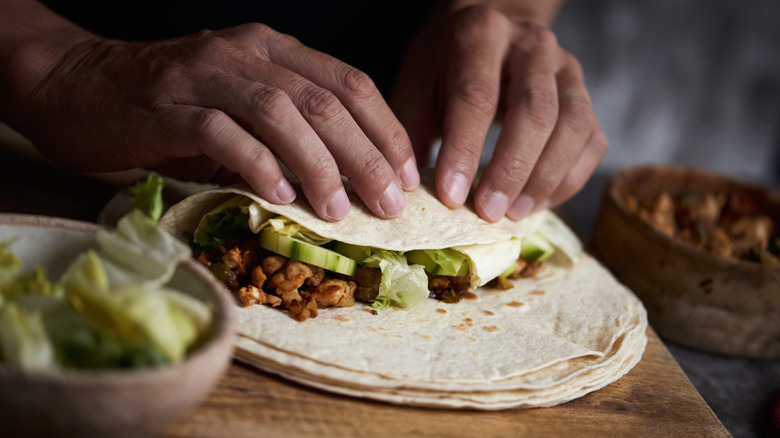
left=188, top=196, right=554, bottom=321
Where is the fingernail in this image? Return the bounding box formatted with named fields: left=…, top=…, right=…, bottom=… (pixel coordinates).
left=480, top=191, right=509, bottom=222
left=507, top=195, right=535, bottom=220
left=275, top=179, right=297, bottom=203
left=399, top=158, right=420, bottom=190
left=444, top=173, right=469, bottom=205
left=326, top=189, right=350, bottom=221
left=379, top=182, right=406, bottom=218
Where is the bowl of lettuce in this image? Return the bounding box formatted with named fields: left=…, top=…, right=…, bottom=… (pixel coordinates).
left=0, top=175, right=235, bottom=438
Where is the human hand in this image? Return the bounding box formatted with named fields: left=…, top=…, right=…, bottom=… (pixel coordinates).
left=391, top=5, right=607, bottom=222
left=5, top=23, right=419, bottom=221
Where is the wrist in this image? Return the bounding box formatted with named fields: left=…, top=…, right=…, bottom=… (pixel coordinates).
left=0, top=1, right=97, bottom=129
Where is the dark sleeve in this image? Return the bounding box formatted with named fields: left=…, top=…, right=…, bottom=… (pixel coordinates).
left=40, top=0, right=436, bottom=96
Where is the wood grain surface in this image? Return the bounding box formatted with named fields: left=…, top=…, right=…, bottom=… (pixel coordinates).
left=161, top=328, right=729, bottom=438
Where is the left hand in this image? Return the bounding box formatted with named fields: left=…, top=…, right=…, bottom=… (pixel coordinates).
left=391, top=5, right=607, bottom=222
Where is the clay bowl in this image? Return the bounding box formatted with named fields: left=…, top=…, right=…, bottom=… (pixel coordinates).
left=0, top=214, right=236, bottom=437
left=592, top=165, right=780, bottom=358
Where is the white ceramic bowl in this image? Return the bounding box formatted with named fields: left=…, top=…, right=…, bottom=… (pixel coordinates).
left=0, top=214, right=236, bottom=437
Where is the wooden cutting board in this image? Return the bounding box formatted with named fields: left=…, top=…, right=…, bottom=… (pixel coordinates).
left=0, top=128, right=729, bottom=437
left=161, top=327, right=729, bottom=438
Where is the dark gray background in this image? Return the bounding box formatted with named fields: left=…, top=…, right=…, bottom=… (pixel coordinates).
left=552, top=3, right=780, bottom=437
left=556, top=0, right=780, bottom=183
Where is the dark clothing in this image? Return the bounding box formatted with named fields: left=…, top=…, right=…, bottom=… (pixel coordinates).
left=39, top=0, right=436, bottom=96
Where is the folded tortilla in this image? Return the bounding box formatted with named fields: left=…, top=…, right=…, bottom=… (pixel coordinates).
left=161, top=177, right=647, bottom=409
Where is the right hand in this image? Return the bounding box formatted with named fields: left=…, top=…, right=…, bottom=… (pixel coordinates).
left=6, top=23, right=419, bottom=221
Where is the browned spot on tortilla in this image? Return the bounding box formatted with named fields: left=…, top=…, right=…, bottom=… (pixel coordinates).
left=483, top=310, right=495, bottom=316
left=452, top=323, right=469, bottom=331
left=464, top=318, right=473, bottom=323
left=369, top=326, right=380, bottom=333
left=462, top=291, right=478, bottom=300
left=482, top=325, right=499, bottom=332
left=436, top=308, right=448, bottom=314
left=414, top=332, right=432, bottom=341
left=362, top=308, right=379, bottom=316
left=333, top=315, right=350, bottom=322
left=507, top=301, right=525, bottom=307
left=530, top=290, right=546, bottom=296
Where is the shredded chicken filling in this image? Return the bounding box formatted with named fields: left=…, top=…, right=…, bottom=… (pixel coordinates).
left=624, top=188, right=780, bottom=264
left=198, top=238, right=542, bottom=320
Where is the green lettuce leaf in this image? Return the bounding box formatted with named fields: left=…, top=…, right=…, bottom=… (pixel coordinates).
left=0, top=239, right=21, bottom=293
left=405, top=248, right=469, bottom=276
left=128, top=172, right=166, bottom=222
left=95, top=209, right=191, bottom=290
left=61, top=251, right=143, bottom=338
left=14, top=294, right=167, bottom=369
left=0, top=303, right=57, bottom=371
left=191, top=196, right=254, bottom=253
left=261, top=216, right=332, bottom=246
left=363, top=249, right=428, bottom=310
left=112, top=285, right=202, bottom=362
left=62, top=251, right=210, bottom=363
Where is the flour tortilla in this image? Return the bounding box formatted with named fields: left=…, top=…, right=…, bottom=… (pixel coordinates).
left=161, top=179, right=646, bottom=409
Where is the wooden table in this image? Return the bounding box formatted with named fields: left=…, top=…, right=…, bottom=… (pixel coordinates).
left=0, top=125, right=730, bottom=438
left=161, top=329, right=728, bottom=438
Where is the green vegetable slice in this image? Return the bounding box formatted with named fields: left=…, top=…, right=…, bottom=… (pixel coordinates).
left=405, top=248, right=469, bottom=276
left=520, top=232, right=555, bottom=262
left=259, top=230, right=357, bottom=276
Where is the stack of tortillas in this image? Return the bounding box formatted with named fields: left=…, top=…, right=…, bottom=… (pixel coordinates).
left=232, top=253, right=647, bottom=409
left=162, top=178, right=648, bottom=410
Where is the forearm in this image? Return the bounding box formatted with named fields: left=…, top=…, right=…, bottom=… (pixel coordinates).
left=0, top=0, right=95, bottom=127
left=438, top=0, right=565, bottom=25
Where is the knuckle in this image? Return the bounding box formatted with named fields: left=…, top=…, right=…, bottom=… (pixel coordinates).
left=527, top=166, right=562, bottom=195
left=248, top=86, right=291, bottom=118
left=522, top=86, right=558, bottom=130
left=446, top=137, right=485, bottom=163
left=493, top=155, right=535, bottom=188
left=389, top=125, right=413, bottom=154
left=563, top=51, right=585, bottom=77
left=532, top=25, right=558, bottom=48
left=191, top=108, right=230, bottom=140
left=560, top=93, right=595, bottom=133
left=339, top=66, right=377, bottom=101
left=242, top=22, right=273, bottom=37
left=456, top=5, right=507, bottom=30
left=243, top=145, right=275, bottom=173
left=307, top=155, right=339, bottom=179
left=351, top=149, right=391, bottom=181
left=453, top=80, right=499, bottom=119
left=300, top=87, right=343, bottom=121
left=145, top=56, right=187, bottom=93
left=193, top=34, right=235, bottom=61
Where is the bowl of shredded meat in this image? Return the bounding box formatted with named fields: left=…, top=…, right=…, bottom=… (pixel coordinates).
left=592, top=164, right=780, bottom=358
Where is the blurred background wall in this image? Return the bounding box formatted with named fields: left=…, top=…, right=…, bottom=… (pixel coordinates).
left=554, top=0, right=780, bottom=184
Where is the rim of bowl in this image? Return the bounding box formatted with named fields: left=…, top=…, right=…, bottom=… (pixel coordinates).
left=606, top=164, right=780, bottom=273
left=0, top=213, right=236, bottom=383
